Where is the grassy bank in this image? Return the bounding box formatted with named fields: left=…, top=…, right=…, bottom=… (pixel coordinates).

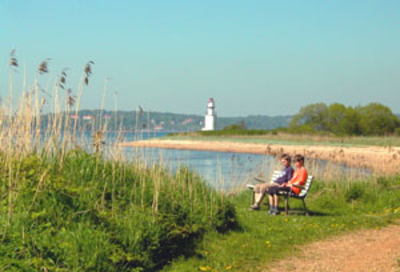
left=0, top=57, right=240, bottom=271
left=163, top=176, right=400, bottom=271
left=167, top=132, right=400, bottom=147
left=0, top=151, right=238, bottom=271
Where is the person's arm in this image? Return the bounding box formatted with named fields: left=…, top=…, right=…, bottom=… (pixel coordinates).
left=275, top=168, right=293, bottom=184
left=282, top=171, right=298, bottom=187
left=287, top=168, right=294, bottom=181
left=289, top=169, right=307, bottom=187
left=284, top=169, right=295, bottom=187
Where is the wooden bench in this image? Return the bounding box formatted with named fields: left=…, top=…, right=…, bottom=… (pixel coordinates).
left=247, top=170, right=314, bottom=215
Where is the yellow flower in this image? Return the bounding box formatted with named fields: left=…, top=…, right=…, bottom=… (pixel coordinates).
left=226, top=266, right=232, bottom=270
left=200, top=266, right=212, bottom=271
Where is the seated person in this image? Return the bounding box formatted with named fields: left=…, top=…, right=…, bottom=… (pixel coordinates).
left=250, top=154, right=294, bottom=210
left=267, top=154, right=308, bottom=215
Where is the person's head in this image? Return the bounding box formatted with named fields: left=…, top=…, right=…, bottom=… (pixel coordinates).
left=293, top=154, right=305, bottom=168
left=280, top=154, right=291, bottom=168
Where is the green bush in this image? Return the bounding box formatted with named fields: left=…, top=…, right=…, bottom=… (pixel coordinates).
left=290, top=102, right=400, bottom=136
left=345, top=183, right=366, bottom=202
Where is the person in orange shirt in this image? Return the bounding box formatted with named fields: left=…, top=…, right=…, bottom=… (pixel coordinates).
left=267, top=154, right=308, bottom=215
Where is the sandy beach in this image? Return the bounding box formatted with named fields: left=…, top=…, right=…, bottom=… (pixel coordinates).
left=121, top=139, right=400, bottom=174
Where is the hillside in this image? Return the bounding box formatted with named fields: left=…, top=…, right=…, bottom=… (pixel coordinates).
left=39, top=110, right=400, bottom=133
left=42, top=110, right=292, bottom=132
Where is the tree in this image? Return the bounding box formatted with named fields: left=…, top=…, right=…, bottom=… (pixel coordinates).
left=357, top=103, right=400, bottom=135
left=340, top=107, right=361, bottom=135
left=289, top=102, right=399, bottom=136
left=326, top=103, right=347, bottom=134
left=290, top=103, right=329, bottom=132
left=223, top=121, right=247, bottom=131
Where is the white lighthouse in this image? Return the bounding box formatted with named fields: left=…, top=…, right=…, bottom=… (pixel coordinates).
left=202, top=98, right=216, bottom=131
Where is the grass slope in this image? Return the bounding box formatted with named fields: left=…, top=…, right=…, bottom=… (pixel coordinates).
left=0, top=151, right=237, bottom=271
left=163, top=177, right=400, bottom=272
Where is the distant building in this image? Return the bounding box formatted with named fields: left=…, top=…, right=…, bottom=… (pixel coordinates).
left=83, top=115, right=94, bottom=120
left=202, top=98, right=216, bottom=131
left=182, top=118, right=194, bottom=125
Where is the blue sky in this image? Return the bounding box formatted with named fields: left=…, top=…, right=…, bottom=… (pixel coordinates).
left=1, top=0, right=399, bottom=116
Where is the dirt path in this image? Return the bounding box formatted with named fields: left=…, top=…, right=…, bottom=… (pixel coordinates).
left=121, top=139, right=400, bottom=174
left=264, top=224, right=400, bottom=272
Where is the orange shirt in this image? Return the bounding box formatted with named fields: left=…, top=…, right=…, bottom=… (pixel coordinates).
left=288, top=167, right=308, bottom=194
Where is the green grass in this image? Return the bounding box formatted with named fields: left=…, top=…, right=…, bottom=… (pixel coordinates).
left=1, top=150, right=399, bottom=272
left=166, top=133, right=400, bottom=147
left=162, top=177, right=400, bottom=272
left=0, top=150, right=237, bottom=271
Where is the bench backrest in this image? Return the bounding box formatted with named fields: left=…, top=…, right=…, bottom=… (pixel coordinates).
left=270, top=170, right=283, bottom=183
left=299, top=175, right=313, bottom=198
left=270, top=170, right=314, bottom=198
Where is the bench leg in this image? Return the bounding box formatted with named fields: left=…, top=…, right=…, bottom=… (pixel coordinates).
left=285, top=196, right=289, bottom=216
left=302, top=199, right=309, bottom=216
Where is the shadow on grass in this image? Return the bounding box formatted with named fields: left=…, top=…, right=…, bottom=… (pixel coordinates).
left=286, top=209, right=331, bottom=216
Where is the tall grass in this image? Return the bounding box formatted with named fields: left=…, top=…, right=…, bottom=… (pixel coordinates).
left=0, top=52, right=237, bottom=271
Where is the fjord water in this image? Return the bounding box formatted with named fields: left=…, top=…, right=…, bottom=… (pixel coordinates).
left=110, top=132, right=370, bottom=191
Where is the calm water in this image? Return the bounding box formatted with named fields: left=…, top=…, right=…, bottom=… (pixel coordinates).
left=108, top=132, right=370, bottom=191
left=101, top=131, right=275, bottom=190
left=127, top=147, right=274, bottom=191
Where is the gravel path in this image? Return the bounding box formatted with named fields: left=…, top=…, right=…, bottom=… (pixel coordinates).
left=264, top=224, right=400, bottom=272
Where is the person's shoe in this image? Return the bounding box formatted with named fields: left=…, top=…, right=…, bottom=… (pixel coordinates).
left=273, top=208, right=280, bottom=215
left=267, top=209, right=274, bottom=215
left=249, top=204, right=260, bottom=211
left=246, top=184, right=255, bottom=190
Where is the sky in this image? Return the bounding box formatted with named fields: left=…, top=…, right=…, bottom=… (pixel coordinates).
left=1, top=0, right=400, bottom=116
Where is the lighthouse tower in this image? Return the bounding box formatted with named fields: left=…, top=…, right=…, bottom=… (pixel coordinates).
left=202, top=98, right=216, bottom=131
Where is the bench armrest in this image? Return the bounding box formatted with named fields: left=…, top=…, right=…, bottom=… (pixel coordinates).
left=292, top=184, right=305, bottom=189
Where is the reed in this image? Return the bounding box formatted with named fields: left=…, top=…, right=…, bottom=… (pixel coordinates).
left=0, top=52, right=237, bottom=271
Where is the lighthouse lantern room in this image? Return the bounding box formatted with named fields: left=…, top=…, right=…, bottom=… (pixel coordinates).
left=202, top=98, right=216, bottom=131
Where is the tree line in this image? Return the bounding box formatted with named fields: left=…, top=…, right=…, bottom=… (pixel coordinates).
left=289, top=103, right=400, bottom=136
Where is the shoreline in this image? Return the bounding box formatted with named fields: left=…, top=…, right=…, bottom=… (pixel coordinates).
left=120, top=139, right=400, bottom=174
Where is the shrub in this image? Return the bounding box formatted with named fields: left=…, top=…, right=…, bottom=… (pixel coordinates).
left=345, top=183, right=366, bottom=202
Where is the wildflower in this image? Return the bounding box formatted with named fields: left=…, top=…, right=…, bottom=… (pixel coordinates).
left=226, top=266, right=232, bottom=270
left=200, top=266, right=212, bottom=271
